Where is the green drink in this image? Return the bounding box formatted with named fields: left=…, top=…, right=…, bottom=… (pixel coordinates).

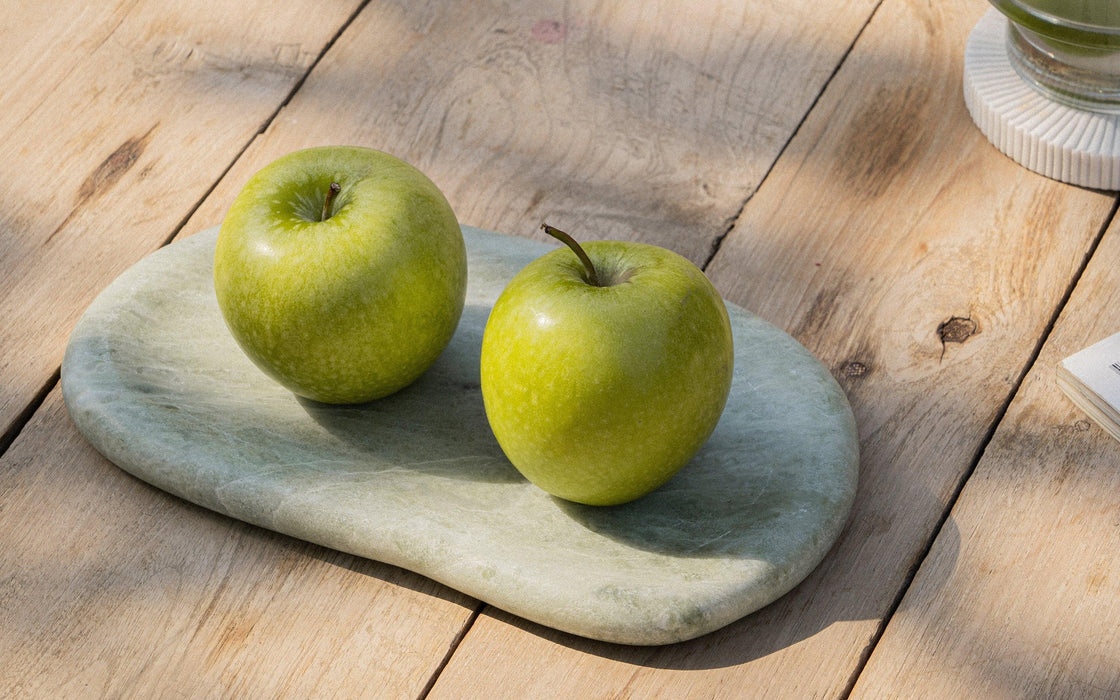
left=993, top=0, right=1120, bottom=46
left=990, top=0, right=1120, bottom=111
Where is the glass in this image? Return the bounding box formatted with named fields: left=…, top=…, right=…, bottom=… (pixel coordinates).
left=989, top=0, right=1120, bottom=113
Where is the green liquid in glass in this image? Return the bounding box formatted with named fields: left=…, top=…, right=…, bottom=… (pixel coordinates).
left=991, top=0, right=1120, bottom=50
left=988, top=0, right=1120, bottom=111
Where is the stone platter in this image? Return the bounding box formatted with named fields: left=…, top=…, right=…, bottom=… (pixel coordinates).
left=61, top=226, right=859, bottom=646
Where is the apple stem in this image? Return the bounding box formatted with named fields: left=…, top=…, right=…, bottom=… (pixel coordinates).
left=321, top=182, right=341, bottom=222
left=541, top=224, right=601, bottom=287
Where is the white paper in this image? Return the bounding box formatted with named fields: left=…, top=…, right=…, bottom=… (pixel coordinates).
left=1057, top=332, right=1120, bottom=443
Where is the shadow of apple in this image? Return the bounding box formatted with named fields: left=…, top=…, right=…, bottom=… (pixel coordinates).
left=297, top=303, right=521, bottom=484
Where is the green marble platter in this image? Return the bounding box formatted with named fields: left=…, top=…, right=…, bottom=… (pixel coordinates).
left=61, top=226, right=858, bottom=645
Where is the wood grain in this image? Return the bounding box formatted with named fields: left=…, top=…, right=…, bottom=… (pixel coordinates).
left=851, top=216, right=1120, bottom=698
left=0, top=388, right=478, bottom=697
left=13, top=0, right=885, bottom=693
left=0, top=2, right=483, bottom=695
left=164, top=0, right=889, bottom=688
left=0, top=0, right=361, bottom=446
left=181, top=0, right=879, bottom=257
left=426, top=0, right=1117, bottom=697
left=8, top=0, right=1120, bottom=695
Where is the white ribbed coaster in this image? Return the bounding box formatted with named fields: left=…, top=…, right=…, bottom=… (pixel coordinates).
left=964, top=8, right=1120, bottom=190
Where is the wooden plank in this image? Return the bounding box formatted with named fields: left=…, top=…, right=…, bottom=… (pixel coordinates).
left=181, top=0, right=879, bottom=254
left=0, top=0, right=362, bottom=445
left=151, top=0, right=888, bottom=693
left=1, top=0, right=876, bottom=692
left=0, top=388, right=478, bottom=697
left=426, top=0, right=1118, bottom=697
left=1, top=1, right=485, bottom=694
left=850, top=216, right=1120, bottom=698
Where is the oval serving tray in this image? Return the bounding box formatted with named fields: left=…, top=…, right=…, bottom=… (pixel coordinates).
left=61, top=226, right=858, bottom=645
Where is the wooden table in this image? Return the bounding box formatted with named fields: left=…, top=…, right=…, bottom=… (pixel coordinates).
left=3, top=1, right=1119, bottom=697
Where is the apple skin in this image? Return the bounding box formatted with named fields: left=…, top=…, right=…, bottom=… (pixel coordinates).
left=213, top=146, right=466, bottom=404
left=480, top=239, right=734, bottom=506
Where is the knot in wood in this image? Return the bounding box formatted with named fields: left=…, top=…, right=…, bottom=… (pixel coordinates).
left=938, top=316, right=977, bottom=344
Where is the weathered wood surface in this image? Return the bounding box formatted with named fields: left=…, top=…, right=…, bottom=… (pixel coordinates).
left=0, top=1, right=476, bottom=695
left=180, top=0, right=880, bottom=251
left=0, top=389, right=478, bottom=698
left=851, top=216, right=1120, bottom=698
left=425, top=0, right=1119, bottom=696
left=0, top=0, right=365, bottom=447
left=3, top=0, right=1120, bottom=696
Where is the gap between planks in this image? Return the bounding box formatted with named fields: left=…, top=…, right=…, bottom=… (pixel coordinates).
left=836, top=194, right=1120, bottom=700
left=1, top=3, right=963, bottom=693
left=701, top=0, right=887, bottom=274
left=0, top=0, right=374, bottom=464
left=412, top=2, right=893, bottom=692
left=417, top=606, right=485, bottom=700
left=0, top=368, right=59, bottom=458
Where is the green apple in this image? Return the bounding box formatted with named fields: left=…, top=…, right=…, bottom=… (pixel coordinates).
left=213, top=146, right=466, bottom=404
left=480, top=225, right=734, bottom=506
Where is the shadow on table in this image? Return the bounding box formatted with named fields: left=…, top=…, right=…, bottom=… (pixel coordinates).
left=493, top=504, right=961, bottom=670
left=296, top=303, right=520, bottom=484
